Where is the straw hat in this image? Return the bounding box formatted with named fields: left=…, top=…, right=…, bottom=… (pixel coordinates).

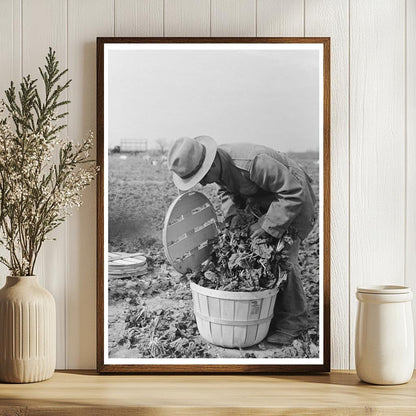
left=168, top=136, right=217, bottom=191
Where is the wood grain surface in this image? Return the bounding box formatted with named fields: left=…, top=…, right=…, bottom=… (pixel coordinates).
left=164, top=0, right=210, bottom=37
left=211, top=0, right=256, bottom=37
left=406, top=0, right=416, bottom=366
left=305, top=0, right=349, bottom=371
left=257, top=0, right=304, bottom=37
left=0, top=0, right=22, bottom=318
left=0, top=370, right=415, bottom=415
left=349, top=0, right=406, bottom=369
left=22, top=0, right=68, bottom=369
left=115, top=0, right=163, bottom=37
left=67, top=0, right=114, bottom=370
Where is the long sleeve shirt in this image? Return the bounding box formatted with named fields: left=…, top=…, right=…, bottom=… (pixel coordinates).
left=216, top=143, right=316, bottom=240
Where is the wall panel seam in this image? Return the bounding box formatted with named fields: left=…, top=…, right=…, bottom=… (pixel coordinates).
left=13, top=0, right=16, bottom=75
left=20, top=0, right=23, bottom=79
left=404, top=0, right=407, bottom=286
left=348, top=0, right=351, bottom=370
left=65, top=0, right=69, bottom=369
left=303, top=0, right=305, bottom=37
left=209, top=0, right=211, bottom=37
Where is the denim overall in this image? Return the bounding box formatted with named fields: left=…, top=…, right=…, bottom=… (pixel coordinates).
left=215, top=143, right=316, bottom=336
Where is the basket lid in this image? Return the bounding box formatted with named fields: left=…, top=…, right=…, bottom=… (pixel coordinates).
left=163, top=191, right=218, bottom=274
left=108, top=252, right=147, bottom=276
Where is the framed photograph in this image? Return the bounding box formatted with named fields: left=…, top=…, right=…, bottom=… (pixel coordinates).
left=97, top=37, right=330, bottom=373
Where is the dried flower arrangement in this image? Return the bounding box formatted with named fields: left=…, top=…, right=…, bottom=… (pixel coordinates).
left=188, top=209, right=294, bottom=292
left=0, top=49, right=96, bottom=276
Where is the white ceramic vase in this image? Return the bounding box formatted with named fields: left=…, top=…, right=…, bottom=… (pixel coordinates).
left=355, top=285, right=414, bottom=385
left=0, top=276, right=56, bottom=383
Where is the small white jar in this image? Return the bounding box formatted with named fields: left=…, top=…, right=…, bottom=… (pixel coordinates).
left=355, top=285, right=414, bottom=385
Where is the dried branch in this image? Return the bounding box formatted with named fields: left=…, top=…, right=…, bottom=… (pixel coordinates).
left=0, top=49, right=97, bottom=276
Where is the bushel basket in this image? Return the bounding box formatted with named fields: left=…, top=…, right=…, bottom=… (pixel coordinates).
left=191, top=282, right=278, bottom=348
left=163, top=191, right=278, bottom=349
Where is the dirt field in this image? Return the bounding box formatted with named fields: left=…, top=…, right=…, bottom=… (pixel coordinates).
left=108, top=151, right=320, bottom=359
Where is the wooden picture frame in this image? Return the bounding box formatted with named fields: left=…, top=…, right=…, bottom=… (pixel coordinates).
left=97, top=37, right=330, bottom=374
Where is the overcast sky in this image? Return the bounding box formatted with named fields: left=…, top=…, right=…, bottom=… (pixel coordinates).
left=107, top=47, right=320, bottom=153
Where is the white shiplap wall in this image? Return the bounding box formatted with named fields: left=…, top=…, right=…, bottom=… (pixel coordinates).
left=0, top=0, right=414, bottom=370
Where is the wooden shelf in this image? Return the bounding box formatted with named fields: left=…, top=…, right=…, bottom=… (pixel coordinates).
left=0, top=370, right=415, bottom=415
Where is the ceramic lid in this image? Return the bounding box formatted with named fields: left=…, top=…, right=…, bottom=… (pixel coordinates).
left=356, top=285, right=411, bottom=294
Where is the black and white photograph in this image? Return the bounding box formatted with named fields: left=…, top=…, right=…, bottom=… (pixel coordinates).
left=98, top=39, right=330, bottom=372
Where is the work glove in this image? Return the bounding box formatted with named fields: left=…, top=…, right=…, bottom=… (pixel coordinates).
left=249, top=221, right=267, bottom=239
left=224, top=215, right=240, bottom=230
